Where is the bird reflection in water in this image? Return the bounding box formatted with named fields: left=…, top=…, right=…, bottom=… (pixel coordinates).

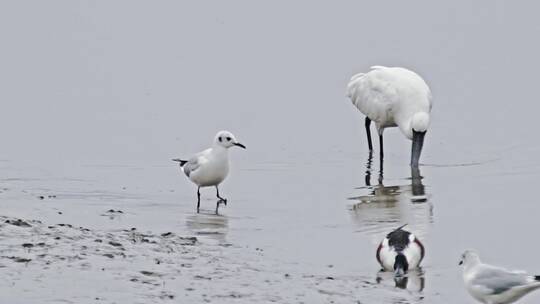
left=376, top=269, right=426, bottom=293
left=349, top=152, right=432, bottom=235
left=185, top=213, right=229, bottom=243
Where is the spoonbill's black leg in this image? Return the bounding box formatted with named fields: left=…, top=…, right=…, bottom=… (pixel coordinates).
left=365, top=117, right=373, bottom=151
left=378, top=154, right=384, bottom=185
left=379, top=134, right=384, bottom=160
left=196, top=186, right=201, bottom=213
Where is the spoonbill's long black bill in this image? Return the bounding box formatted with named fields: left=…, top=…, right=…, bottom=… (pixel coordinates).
left=411, top=131, right=426, bottom=167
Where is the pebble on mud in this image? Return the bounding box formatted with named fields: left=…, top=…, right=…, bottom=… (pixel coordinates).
left=140, top=270, right=163, bottom=278
left=4, top=256, right=32, bottom=263
left=107, top=209, right=123, bottom=214
left=179, top=237, right=197, bottom=246
left=5, top=219, right=31, bottom=227
left=159, top=293, right=175, bottom=300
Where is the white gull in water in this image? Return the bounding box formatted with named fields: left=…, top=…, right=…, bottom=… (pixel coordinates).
left=346, top=66, right=432, bottom=167
left=173, top=130, right=246, bottom=214
left=460, top=250, right=540, bottom=304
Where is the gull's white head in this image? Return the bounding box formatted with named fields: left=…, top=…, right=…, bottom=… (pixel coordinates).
left=213, top=130, right=246, bottom=149
left=459, top=250, right=481, bottom=267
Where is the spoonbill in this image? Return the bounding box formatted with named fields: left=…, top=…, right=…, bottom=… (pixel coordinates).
left=347, top=66, right=432, bottom=167
left=173, top=130, right=246, bottom=214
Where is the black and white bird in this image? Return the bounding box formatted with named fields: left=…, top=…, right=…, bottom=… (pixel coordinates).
left=376, top=224, right=425, bottom=275
left=173, top=130, right=246, bottom=214
left=460, top=250, right=540, bottom=304
left=347, top=66, right=432, bottom=167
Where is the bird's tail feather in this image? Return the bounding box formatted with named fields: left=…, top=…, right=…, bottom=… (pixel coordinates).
left=534, top=276, right=540, bottom=282
left=172, top=158, right=188, bottom=166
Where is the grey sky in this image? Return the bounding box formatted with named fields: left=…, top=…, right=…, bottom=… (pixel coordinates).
left=0, top=1, right=537, bottom=164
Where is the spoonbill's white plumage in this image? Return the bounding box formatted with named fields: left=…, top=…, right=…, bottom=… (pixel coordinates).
left=376, top=224, right=425, bottom=276
left=173, top=130, right=246, bottom=214
left=347, top=66, right=432, bottom=167
left=459, top=250, right=540, bottom=304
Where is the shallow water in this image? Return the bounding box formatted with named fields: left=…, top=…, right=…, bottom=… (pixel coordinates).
left=2, top=1, right=540, bottom=303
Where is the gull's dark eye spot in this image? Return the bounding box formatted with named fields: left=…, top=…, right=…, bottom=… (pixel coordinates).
left=226, top=137, right=231, bottom=141
left=218, top=137, right=223, bottom=142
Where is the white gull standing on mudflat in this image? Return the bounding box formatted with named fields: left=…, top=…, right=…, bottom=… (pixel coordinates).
left=173, top=130, right=246, bottom=214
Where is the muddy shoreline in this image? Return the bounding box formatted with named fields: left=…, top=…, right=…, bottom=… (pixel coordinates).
left=0, top=213, right=423, bottom=303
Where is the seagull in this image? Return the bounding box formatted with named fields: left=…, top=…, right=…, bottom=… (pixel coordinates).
left=376, top=224, right=425, bottom=276
left=459, top=250, right=540, bottom=304
left=346, top=66, right=432, bottom=167
left=173, top=130, right=246, bottom=214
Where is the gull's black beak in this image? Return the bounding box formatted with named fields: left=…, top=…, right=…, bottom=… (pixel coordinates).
left=234, top=142, right=246, bottom=149
left=411, top=130, right=426, bottom=168
left=459, top=260, right=463, bottom=266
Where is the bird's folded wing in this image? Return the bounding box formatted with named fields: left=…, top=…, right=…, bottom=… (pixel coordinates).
left=183, top=156, right=202, bottom=177
left=471, top=266, right=530, bottom=295
left=347, top=71, right=399, bottom=108
left=182, top=148, right=213, bottom=177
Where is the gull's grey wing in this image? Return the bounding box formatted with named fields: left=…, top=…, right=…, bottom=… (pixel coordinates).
left=174, top=148, right=211, bottom=177
left=472, top=266, right=530, bottom=295
left=182, top=156, right=201, bottom=177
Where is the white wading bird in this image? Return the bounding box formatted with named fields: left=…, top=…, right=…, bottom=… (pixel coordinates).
left=347, top=66, right=432, bottom=167
left=459, top=250, right=540, bottom=304
left=173, top=131, right=246, bottom=214
left=376, top=224, right=425, bottom=275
